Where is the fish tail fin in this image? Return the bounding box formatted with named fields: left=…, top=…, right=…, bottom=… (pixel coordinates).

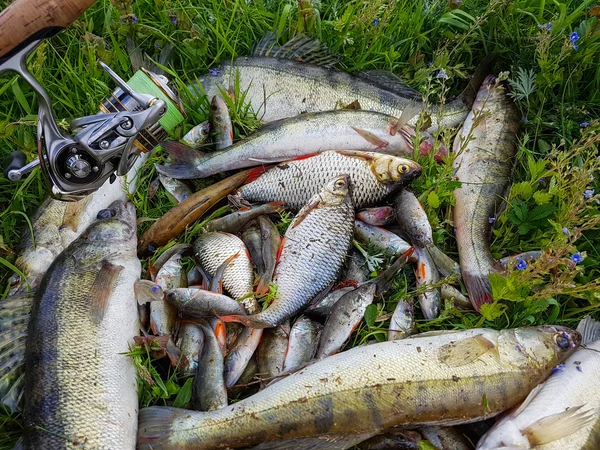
left=245, top=166, right=269, bottom=184
left=157, top=141, right=207, bottom=179
left=255, top=276, right=272, bottom=296
left=462, top=272, right=493, bottom=312
left=137, top=407, right=194, bottom=449
left=452, top=54, right=497, bottom=110
left=577, top=316, right=600, bottom=345
left=219, top=313, right=270, bottom=329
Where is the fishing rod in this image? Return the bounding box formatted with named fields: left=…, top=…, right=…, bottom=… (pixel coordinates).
left=0, top=0, right=186, bottom=201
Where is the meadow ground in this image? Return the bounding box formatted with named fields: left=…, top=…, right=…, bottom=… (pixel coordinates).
left=0, top=0, right=599, bottom=446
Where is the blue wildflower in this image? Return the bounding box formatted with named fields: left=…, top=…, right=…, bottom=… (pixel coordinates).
left=132, top=14, right=138, bottom=23
left=516, top=259, right=528, bottom=270
left=155, top=43, right=162, bottom=49
left=570, top=31, right=580, bottom=43
left=489, top=217, right=496, bottom=224
left=372, top=19, right=379, bottom=26
left=171, top=16, right=178, bottom=24
left=577, top=365, right=583, bottom=372
left=562, top=227, right=570, bottom=236
left=151, top=285, right=160, bottom=291
left=546, top=23, right=552, bottom=31
left=539, top=178, right=546, bottom=183
left=572, top=44, right=579, bottom=51
left=209, top=68, right=219, bottom=76
left=570, top=253, right=583, bottom=264
left=584, top=189, right=594, bottom=199
left=580, top=122, right=590, bottom=127
left=551, top=363, right=566, bottom=373
left=521, top=116, right=529, bottom=123
left=436, top=69, right=449, bottom=80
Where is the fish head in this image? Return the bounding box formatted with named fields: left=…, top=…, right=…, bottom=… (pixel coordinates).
left=500, top=326, right=581, bottom=370
left=371, top=155, right=422, bottom=184
left=320, top=174, right=352, bottom=206
left=85, top=201, right=137, bottom=245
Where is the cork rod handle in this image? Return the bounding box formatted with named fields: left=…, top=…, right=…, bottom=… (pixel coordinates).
left=0, top=0, right=97, bottom=59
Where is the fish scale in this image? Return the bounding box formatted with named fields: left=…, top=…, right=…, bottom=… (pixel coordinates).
left=193, top=232, right=254, bottom=299
left=237, top=151, right=420, bottom=210
left=137, top=326, right=580, bottom=450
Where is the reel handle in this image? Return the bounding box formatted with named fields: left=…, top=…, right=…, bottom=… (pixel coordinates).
left=2, top=151, right=26, bottom=179
left=0, top=0, right=97, bottom=62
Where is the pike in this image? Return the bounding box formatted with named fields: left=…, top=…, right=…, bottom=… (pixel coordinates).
left=138, top=325, right=580, bottom=449
left=452, top=75, right=519, bottom=311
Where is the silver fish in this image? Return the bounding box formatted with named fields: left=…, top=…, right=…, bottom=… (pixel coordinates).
left=176, top=322, right=205, bottom=377
left=150, top=252, right=186, bottom=336
left=354, top=220, right=412, bottom=257
left=283, top=317, right=322, bottom=372
left=181, top=120, right=211, bottom=148
left=193, top=232, right=254, bottom=299
left=305, top=286, right=356, bottom=318
left=209, top=95, right=234, bottom=150
left=256, top=215, right=281, bottom=296
left=356, top=206, right=395, bottom=226
left=393, top=189, right=433, bottom=248
left=235, top=151, right=421, bottom=211
left=256, top=321, right=290, bottom=387
left=205, top=202, right=284, bottom=233
left=158, top=174, right=193, bottom=203
left=413, top=246, right=441, bottom=320
left=452, top=76, right=519, bottom=311
left=157, top=110, right=426, bottom=179
left=193, top=320, right=228, bottom=411
left=165, top=288, right=246, bottom=317
left=224, top=175, right=355, bottom=328
left=388, top=298, right=415, bottom=341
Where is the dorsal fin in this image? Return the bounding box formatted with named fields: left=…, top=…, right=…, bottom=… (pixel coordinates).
left=577, top=316, right=600, bottom=345
left=252, top=32, right=339, bottom=68
left=354, top=70, right=423, bottom=100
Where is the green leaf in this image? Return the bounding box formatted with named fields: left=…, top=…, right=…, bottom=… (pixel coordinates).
left=511, top=182, right=533, bottom=200
left=173, top=378, right=193, bottom=408
left=364, top=304, right=378, bottom=327
left=528, top=203, right=557, bottom=222
left=418, top=441, right=439, bottom=450
left=533, top=191, right=553, bottom=205
left=517, top=224, right=530, bottom=234
left=480, top=302, right=507, bottom=321
left=427, top=191, right=440, bottom=208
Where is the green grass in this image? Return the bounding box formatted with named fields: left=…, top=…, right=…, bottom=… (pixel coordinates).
left=0, top=0, right=599, bottom=446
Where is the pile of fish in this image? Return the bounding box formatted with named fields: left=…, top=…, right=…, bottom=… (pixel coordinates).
left=1, top=33, right=598, bottom=450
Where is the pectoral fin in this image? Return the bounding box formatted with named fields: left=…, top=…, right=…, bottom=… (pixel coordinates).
left=90, top=261, right=124, bottom=324
left=438, top=334, right=496, bottom=367
left=522, top=405, right=594, bottom=446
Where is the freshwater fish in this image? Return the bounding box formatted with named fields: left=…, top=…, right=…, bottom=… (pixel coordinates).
left=341, top=249, right=370, bottom=283
left=235, top=151, right=421, bottom=211
left=193, top=32, right=487, bottom=129
left=181, top=120, right=211, bottom=148
left=305, top=286, right=356, bottom=318
left=205, top=202, right=284, bottom=233
left=224, top=299, right=263, bottom=388
left=158, top=174, right=193, bottom=203
left=354, top=220, right=412, bottom=257
left=193, top=232, right=254, bottom=299
left=209, top=95, right=234, bottom=150
left=222, top=175, right=355, bottom=328
left=138, top=170, right=250, bottom=254
left=138, top=325, right=580, bottom=450
left=393, top=189, right=433, bottom=248
left=157, top=110, right=427, bottom=179
left=420, top=426, right=473, bottom=450
left=283, top=316, right=322, bottom=372
left=317, top=249, right=412, bottom=358
left=176, top=322, right=205, bottom=377
left=256, top=321, right=290, bottom=387
left=356, top=206, right=395, bottom=226
left=150, top=251, right=186, bottom=336
left=452, top=76, right=519, bottom=311
left=193, top=320, right=228, bottom=412
left=256, top=215, right=281, bottom=295
left=476, top=317, right=600, bottom=450
left=23, top=201, right=141, bottom=449
left=388, top=298, right=415, bottom=341
left=165, top=288, right=247, bottom=317
left=413, top=246, right=441, bottom=320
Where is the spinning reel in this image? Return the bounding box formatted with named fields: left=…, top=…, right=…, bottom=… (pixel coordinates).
left=1, top=37, right=186, bottom=201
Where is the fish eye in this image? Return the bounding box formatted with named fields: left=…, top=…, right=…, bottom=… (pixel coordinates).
left=556, top=334, right=570, bottom=350
left=334, top=179, right=346, bottom=188
left=96, top=208, right=115, bottom=220
left=398, top=165, right=409, bottom=173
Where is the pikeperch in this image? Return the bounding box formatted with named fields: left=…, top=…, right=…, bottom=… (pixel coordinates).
left=452, top=76, right=519, bottom=311
left=222, top=175, right=355, bottom=328
left=193, top=32, right=487, bottom=129
left=138, top=325, right=580, bottom=450
left=235, top=151, right=421, bottom=211
left=157, top=110, right=427, bottom=179
left=476, top=317, right=600, bottom=450
left=23, top=201, right=140, bottom=449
